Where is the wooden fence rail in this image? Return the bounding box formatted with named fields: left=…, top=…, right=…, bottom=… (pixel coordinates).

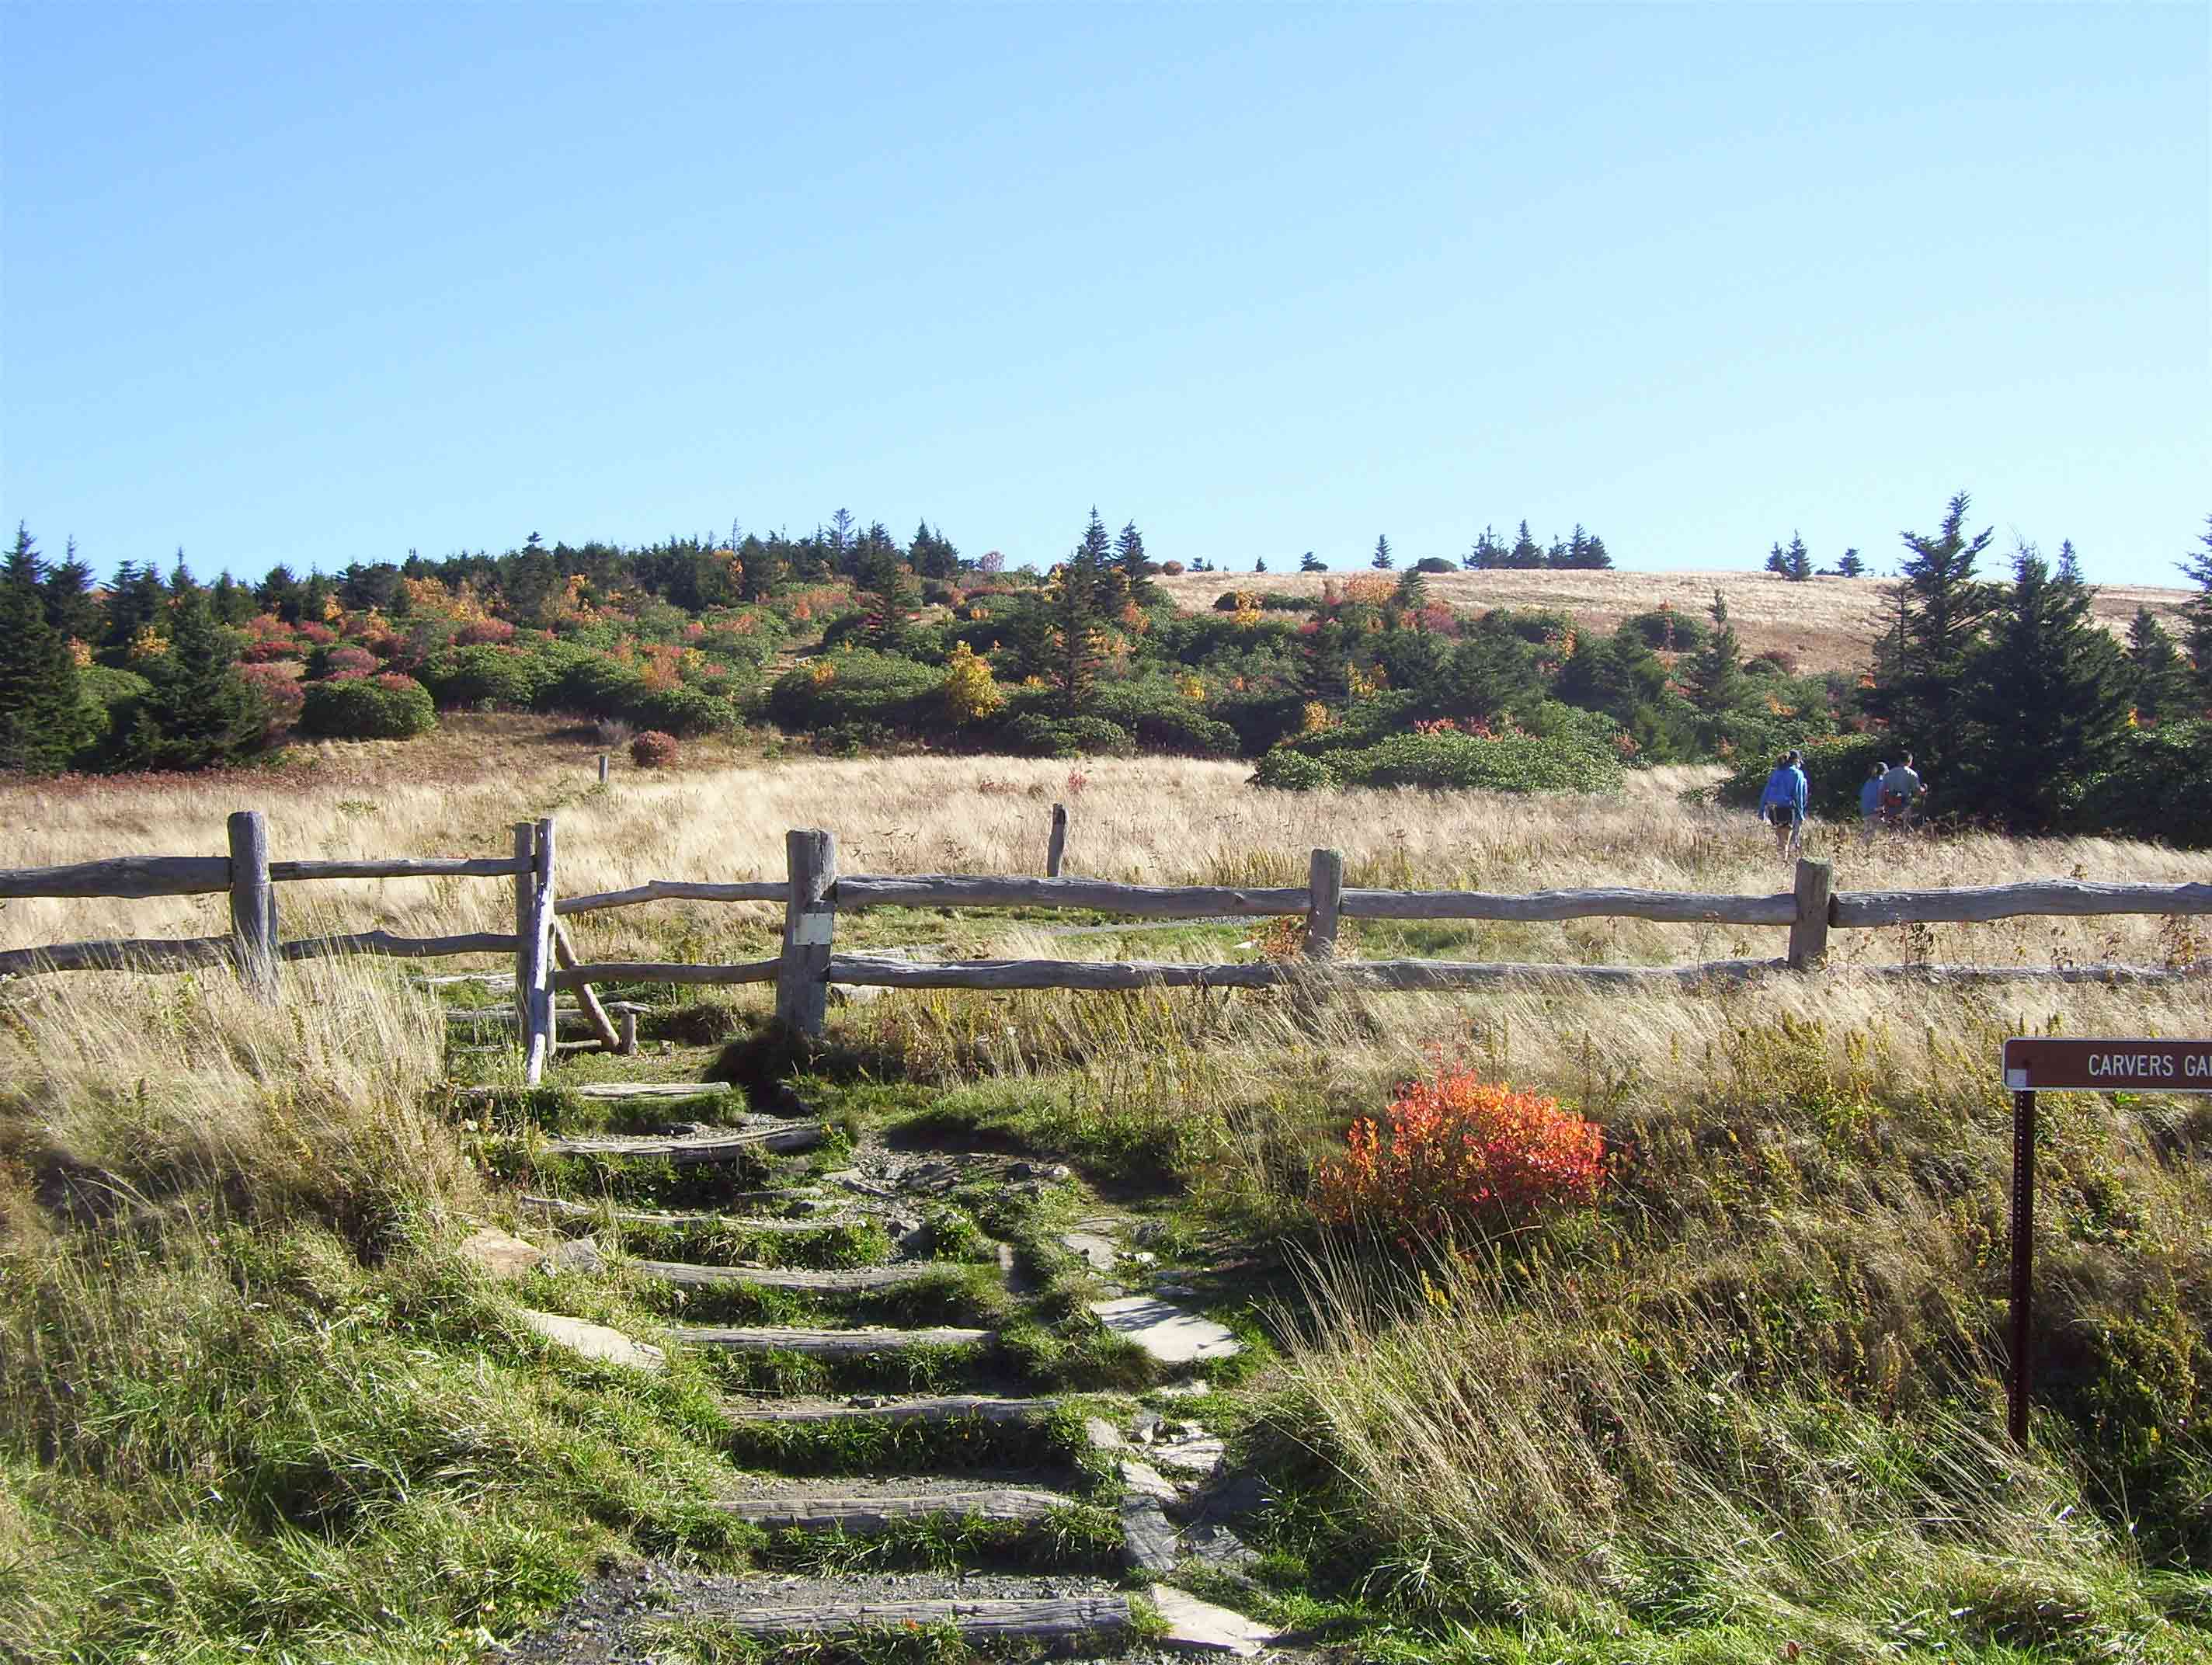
left=5, top=819, right=2209, bottom=1068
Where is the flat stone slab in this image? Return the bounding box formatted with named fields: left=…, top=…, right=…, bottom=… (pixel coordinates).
left=1148, top=1584, right=1278, bottom=1656
left=544, top=1123, right=823, bottom=1162
left=1118, top=1458, right=1180, bottom=1503
left=1122, top=1496, right=1180, bottom=1574
left=458, top=1225, right=544, bottom=1281
left=1088, top=1296, right=1243, bottom=1364
left=516, top=1307, right=665, bottom=1373
left=1060, top=1231, right=1120, bottom=1272
left=631, top=1259, right=958, bottom=1292
left=1152, top=1436, right=1227, bottom=1476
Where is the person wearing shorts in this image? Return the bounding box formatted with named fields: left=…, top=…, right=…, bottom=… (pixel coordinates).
left=1758, top=749, right=1809, bottom=858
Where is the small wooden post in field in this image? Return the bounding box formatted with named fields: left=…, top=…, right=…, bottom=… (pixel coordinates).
left=519, top=819, right=558, bottom=1083
left=512, top=822, right=535, bottom=1041
left=618, top=1010, right=638, bottom=1056
left=226, top=810, right=278, bottom=999
left=777, top=828, right=836, bottom=1038
left=1046, top=804, right=1068, bottom=878
left=1788, top=857, right=1832, bottom=969
left=597, top=753, right=610, bottom=785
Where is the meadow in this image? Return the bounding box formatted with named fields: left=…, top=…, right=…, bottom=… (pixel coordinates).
left=3, top=738, right=2210, bottom=1662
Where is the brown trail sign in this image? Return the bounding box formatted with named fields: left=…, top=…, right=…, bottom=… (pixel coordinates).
left=1998, top=1035, right=2212, bottom=1449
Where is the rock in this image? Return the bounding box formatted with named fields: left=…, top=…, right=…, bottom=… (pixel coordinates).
left=1190, top=1472, right=1266, bottom=1523
left=1083, top=1416, right=1125, bottom=1451
left=1060, top=1232, right=1120, bottom=1273
left=544, top=1235, right=604, bottom=1275
left=1181, top=1521, right=1260, bottom=1576
left=1148, top=1584, right=1278, bottom=1656
left=1155, top=1379, right=1210, bottom=1399
left=1121, top=1497, right=1180, bottom=1574
left=1087, top=1296, right=1244, bottom=1364
left=1152, top=1437, right=1226, bottom=1476
left=516, top=1308, right=666, bottom=1373
left=1131, top=1410, right=1164, bottom=1444
left=1154, top=1280, right=1199, bottom=1298
left=459, top=1226, right=544, bottom=1281
left=1118, top=1458, right=1180, bottom=1503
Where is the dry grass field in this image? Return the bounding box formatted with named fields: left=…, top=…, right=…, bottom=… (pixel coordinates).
left=1154, top=565, right=2196, bottom=675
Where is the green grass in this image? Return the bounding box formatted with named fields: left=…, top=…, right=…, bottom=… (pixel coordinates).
left=717, top=1402, right=1101, bottom=1479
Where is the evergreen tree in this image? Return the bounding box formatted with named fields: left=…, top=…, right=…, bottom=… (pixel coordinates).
left=210, top=572, right=254, bottom=626
left=2126, top=607, right=2194, bottom=724
left=43, top=538, right=101, bottom=641
left=1956, top=544, right=2130, bottom=831
left=103, top=561, right=170, bottom=656
left=259, top=564, right=304, bottom=623
left=1299, top=551, right=1325, bottom=573
left=0, top=547, right=93, bottom=773
left=1864, top=492, right=2000, bottom=772
left=1686, top=589, right=1744, bottom=714
left=1393, top=565, right=1428, bottom=614
left=1254, top=557, right=1268, bottom=574
left=1581, top=534, right=1612, bottom=569
left=1115, top=520, right=1157, bottom=606
left=2179, top=515, right=2212, bottom=702
left=1466, top=527, right=1504, bottom=569
left=1370, top=534, right=1393, bottom=570
left=1507, top=520, right=1543, bottom=568
left=1048, top=510, right=1112, bottom=716
left=300, top=572, right=336, bottom=624
left=120, top=588, right=263, bottom=769
left=5, top=523, right=47, bottom=589
left=1765, top=534, right=1812, bottom=581
left=857, top=545, right=919, bottom=652
left=1836, top=547, right=1866, bottom=579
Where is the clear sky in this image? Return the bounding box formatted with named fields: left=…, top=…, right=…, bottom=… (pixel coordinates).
left=2, top=2, right=2205, bottom=586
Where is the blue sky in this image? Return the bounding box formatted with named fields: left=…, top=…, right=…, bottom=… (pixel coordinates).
left=2, top=2, right=2204, bottom=586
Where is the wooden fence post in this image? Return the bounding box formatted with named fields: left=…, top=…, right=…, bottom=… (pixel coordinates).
left=551, top=919, right=620, bottom=1052
left=520, top=819, right=558, bottom=1083
left=226, top=810, right=277, bottom=999
left=597, top=753, right=610, bottom=785
left=512, top=822, right=535, bottom=1039
left=1789, top=857, right=1832, bottom=969
left=1304, top=849, right=1343, bottom=961
left=1046, top=804, right=1068, bottom=878
left=776, top=829, right=836, bottom=1038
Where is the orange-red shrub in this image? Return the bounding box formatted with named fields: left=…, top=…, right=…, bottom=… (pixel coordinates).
left=1314, top=1061, right=1605, bottom=1244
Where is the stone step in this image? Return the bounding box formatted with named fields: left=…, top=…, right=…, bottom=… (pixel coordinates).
left=632, top=1259, right=961, bottom=1292
left=721, top=1393, right=1057, bottom=1426
left=522, top=1195, right=864, bottom=1233
left=677, top=1594, right=1132, bottom=1645
left=544, top=1124, right=823, bottom=1163
left=670, top=1323, right=993, bottom=1357
left=714, top=1485, right=1077, bottom=1532
left=1088, top=1296, right=1244, bottom=1364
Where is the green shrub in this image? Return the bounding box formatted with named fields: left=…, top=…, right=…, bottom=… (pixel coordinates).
left=1333, top=729, right=1618, bottom=793
left=2078, top=720, right=2212, bottom=847
left=631, top=683, right=739, bottom=737
left=1252, top=749, right=1338, bottom=791
left=1718, top=731, right=1888, bottom=819
left=534, top=648, right=649, bottom=720
left=766, top=650, right=943, bottom=735
left=1622, top=607, right=1708, bottom=652
left=1414, top=556, right=1456, bottom=574
left=999, top=712, right=1136, bottom=758
left=421, top=644, right=545, bottom=709
left=299, top=674, right=437, bottom=739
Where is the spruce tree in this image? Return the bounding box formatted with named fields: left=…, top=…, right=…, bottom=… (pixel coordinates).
left=1508, top=521, right=1542, bottom=568
left=1836, top=547, right=1866, bottom=579
left=1299, top=551, right=1325, bottom=573
left=0, top=558, right=94, bottom=773
left=1686, top=589, right=1744, bottom=714
left=1864, top=492, right=2000, bottom=772
left=5, top=523, right=47, bottom=589
left=43, top=540, right=102, bottom=642
left=1370, top=534, right=1393, bottom=570
left=1956, top=544, right=2130, bottom=831
left=1049, top=511, right=1112, bottom=717
left=857, top=545, right=919, bottom=652
left=2126, top=607, right=2193, bottom=724
left=2179, top=515, right=2212, bottom=702
left=1115, top=520, right=1157, bottom=606
left=122, top=588, right=264, bottom=770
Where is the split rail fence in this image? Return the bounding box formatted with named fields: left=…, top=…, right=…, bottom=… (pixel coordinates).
left=3, top=813, right=2208, bottom=1085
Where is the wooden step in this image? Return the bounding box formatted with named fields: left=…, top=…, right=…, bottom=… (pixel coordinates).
left=684, top=1594, right=1131, bottom=1643
left=522, top=1195, right=861, bottom=1233
left=454, top=1080, right=732, bottom=1104
left=544, top=1124, right=823, bottom=1163
left=671, top=1324, right=992, bottom=1357
left=714, top=1486, right=1074, bottom=1531
left=633, top=1259, right=960, bottom=1292
left=722, top=1394, right=1056, bottom=1425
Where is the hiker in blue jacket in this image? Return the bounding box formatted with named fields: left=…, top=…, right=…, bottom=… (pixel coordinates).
left=1859, top=760, right=1887, bottom=846
left=1758, top=749, right=1809, bottom=859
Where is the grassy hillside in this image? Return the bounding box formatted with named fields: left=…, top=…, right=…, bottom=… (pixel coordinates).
left=2, top=756, right=2210, bottom=1661
left=1156, top=566, right=2197, bottom=676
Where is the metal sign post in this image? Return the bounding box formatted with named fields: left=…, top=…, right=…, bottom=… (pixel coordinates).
left=1998, top=1038, right=2212, bottom=1447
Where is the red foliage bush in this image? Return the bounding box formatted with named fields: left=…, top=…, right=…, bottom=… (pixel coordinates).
left=455, top=617, right=516, bottom=647
left=321, top=645, right=377, bottom=681
left=296, top=622, right=336, bottom=646
left=237, top=661, right=305, bottom=735
left=241, top=638, right=302, bottom=663
left=631, top=729, right=680, bottom=768
left=1314, top=1058, right=1605, bottom=1245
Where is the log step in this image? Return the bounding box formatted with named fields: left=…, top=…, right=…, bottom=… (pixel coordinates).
left=671, top=1324, right=993, bottom=1357
left=633, top=1259, right=962, bottom=1291
left=715, top=1486, right=1076, bottom=1531
left=544, top=1124, right=823, bottom=1163
left=680, top=1594, right=1131, bottom=1643
left=722, top=1394, right=1057, bottom=1426
left=520, top=1195, right=861, bottom=1232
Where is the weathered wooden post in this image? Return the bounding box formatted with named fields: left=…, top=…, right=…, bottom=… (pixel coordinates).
left=1303, top=848, right=1343, bottom=961
left=776, top=829, right=836, bottom=1038
left=1046, top=804, right=1068, bottom=878
left=226, top=810, right=278, bottom=999
left=512, top=822, right=535, bottom=1038
left=551, top=919, right=619, bottom=1052
left=519, top=818, right=558, bottom=1084
left=618, top=1010, right=638, bottom=1056
left=597, top=753, right=610, bottom=785
left=1788, top=857, right=1831, bottom=969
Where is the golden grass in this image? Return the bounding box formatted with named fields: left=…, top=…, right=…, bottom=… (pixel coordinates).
left=1154, top=565, right=2195, bottom=676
